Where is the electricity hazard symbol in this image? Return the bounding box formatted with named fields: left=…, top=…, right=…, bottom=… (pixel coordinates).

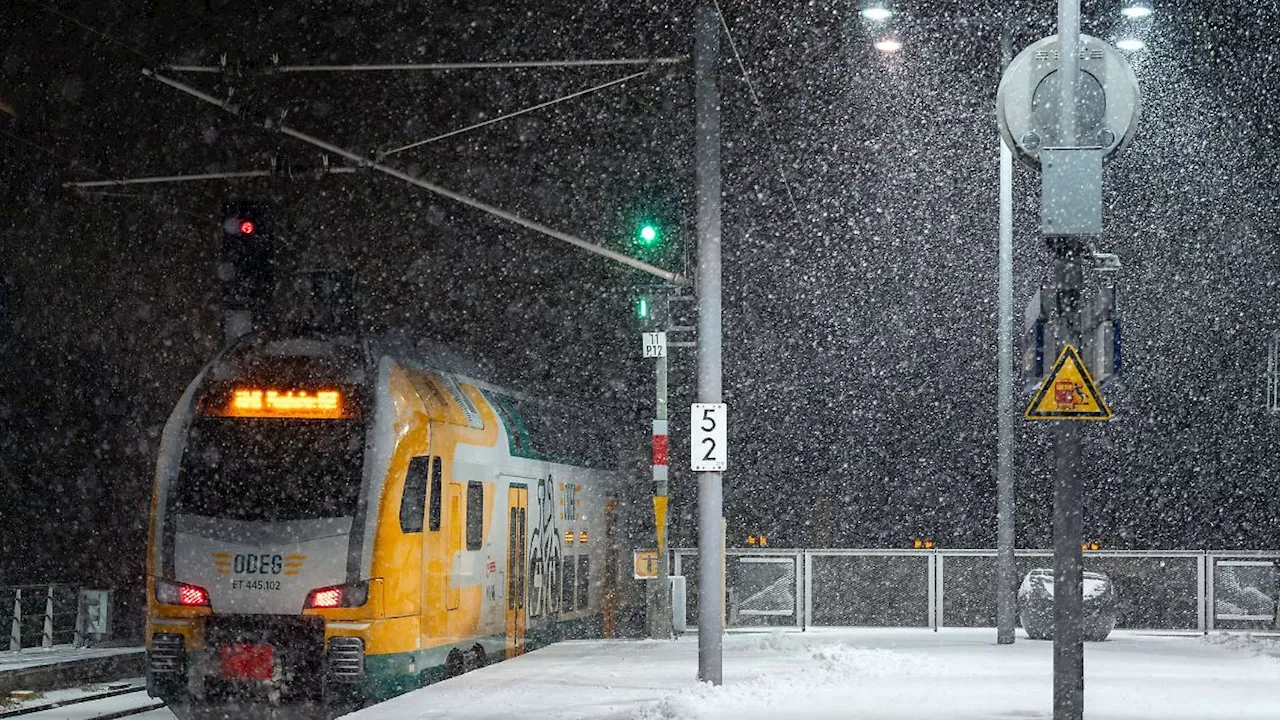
left=1025, top=344, right=1113, bottom=421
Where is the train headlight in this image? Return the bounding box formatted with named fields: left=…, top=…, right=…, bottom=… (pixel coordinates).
left=304, top=581, right=369, bottom=609
left=155, top=578, right=211, bottom=607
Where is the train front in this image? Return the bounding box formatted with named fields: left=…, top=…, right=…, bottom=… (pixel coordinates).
left=145, top=337, right=372, bottom=707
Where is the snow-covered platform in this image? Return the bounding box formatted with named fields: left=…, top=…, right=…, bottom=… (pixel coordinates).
left=344, top=629, right=1280, bottom=720
left=0, top=645, right=145, bottom=693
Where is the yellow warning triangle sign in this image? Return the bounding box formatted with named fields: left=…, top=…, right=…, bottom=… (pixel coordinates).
left=1025, top=344, right=1113, bottom=421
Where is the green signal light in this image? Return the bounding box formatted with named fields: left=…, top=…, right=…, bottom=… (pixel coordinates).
left=637, top=297, right=650, bottom=318
left=638, top=224, right=659, bottom=245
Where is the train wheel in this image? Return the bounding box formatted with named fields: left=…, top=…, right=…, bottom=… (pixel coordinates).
left=444, top=648, right=465, bottom=679
left=467, top=644, right=487, bottom=672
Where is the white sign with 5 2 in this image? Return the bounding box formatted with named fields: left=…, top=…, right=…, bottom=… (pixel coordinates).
left=691, top=403, right=727, bottom=472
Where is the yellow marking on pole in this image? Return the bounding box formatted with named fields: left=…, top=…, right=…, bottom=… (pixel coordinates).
left=1025, top=344, right=1113, bottom=420
left=653, top=495, right=669, bottom=552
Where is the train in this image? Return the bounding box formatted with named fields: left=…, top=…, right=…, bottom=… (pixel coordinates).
left=145, top=333, right=626, bottom=707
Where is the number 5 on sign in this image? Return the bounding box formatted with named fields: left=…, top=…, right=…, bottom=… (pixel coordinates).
left=691, top=403, right=727, bottom=472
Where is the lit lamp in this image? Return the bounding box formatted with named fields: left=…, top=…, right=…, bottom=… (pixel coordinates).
left=1116, top=1, right=1154, bottom=52
left=874, top=38, right=904, bottom=53
left=859, top=2, right=894, bottom=22
left=859, top=2, right=901, bottom=53
left=1120, top=1, right=1154, bottom=19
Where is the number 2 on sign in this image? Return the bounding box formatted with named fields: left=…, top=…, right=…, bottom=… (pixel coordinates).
left=691, top=403, right=727, bottom=472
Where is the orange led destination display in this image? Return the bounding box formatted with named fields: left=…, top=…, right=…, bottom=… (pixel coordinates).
left=222, top=388, right=347, bottom=419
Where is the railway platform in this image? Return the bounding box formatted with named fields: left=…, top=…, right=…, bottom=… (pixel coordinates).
left=340, top=628, right=1280, bottom=720
left=0, top=645, right=145, bottom=695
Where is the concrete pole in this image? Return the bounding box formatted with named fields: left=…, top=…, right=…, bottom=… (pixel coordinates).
left=1052, top=2, right=1085, bottom=718
left=996, top=26, right=1017, bottom=648
left=694, top=3, right=725, bottom=686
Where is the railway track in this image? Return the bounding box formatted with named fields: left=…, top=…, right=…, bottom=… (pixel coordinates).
left=2, top=683, right=168, bottom=720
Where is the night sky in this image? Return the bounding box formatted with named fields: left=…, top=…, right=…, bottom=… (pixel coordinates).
left=2, top=0, right=1279, bottom=623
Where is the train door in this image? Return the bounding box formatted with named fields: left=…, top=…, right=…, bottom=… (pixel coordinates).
left=602, top=496, right=619, bottom=637
left=506, top=484, right=528, bottom=658
left=446, top=483, right=463, bottom=611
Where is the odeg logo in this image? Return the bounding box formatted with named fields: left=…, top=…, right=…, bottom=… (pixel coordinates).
left=233, top=553, right=284, bottom=575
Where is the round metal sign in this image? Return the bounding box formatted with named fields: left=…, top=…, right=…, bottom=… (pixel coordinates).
left=996, top=34, right=1141, bottom=169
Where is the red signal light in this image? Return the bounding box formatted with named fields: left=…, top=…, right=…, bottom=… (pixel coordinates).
left=239, top=220, right=255, bottom=235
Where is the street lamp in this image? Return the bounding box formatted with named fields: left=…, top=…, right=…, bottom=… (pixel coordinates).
left=874, top=38, right=903, bottom=53
left=1120, top=2, right=1154, bottom=19
left=1115, top=1, right=1153, bottom=53
left=860, top=4, right=894, bottom=23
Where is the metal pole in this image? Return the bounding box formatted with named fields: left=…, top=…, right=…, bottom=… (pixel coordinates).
left=1052, top=2, right=1084, bottom=718
left=652, top=350, right=673, bottom=639
left=1059, top=0, right=1080, bottom=148
left=995, top=25, right=1017, bottom=648
left=694, top=3, right=724, bottom=686
left=1051, top=247, right=1085, bottom=720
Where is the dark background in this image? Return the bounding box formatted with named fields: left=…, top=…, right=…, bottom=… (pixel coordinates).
left=1, top=0, right=1278, bottom=629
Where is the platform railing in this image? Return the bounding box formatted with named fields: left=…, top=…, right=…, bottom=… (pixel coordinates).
left=671, top=548, right=1280, bottom=633
left=0, top=584, right=81, bottom=651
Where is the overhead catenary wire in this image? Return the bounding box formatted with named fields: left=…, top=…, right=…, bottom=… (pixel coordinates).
left=18, top=0, right=152, bottom=60
left=63, top=167, right=358, bottom=189
left=711, top=0, right=808, bottom=236
left=140, top=69, right=690, bottom=287
left=383, top=67, right=654, bottom=156
left=168, top=57, right=688, bottom=73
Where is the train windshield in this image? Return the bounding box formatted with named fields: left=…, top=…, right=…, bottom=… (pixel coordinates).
left=173, top=418, right=365, bottom=522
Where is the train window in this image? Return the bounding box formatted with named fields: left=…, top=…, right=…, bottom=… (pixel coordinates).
left=577, top=556, right=590, bottom=610
left=466, top=482, right=483, bottom=550
left=399, top=457, right=429, bottom=533
left=428, top=457, right=442, bottom=531
left=561, top=555, right=575, bottom=613
left=174, top=418, right=363, bottom=521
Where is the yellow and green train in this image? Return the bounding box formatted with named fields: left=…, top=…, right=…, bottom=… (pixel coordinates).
left=145, top=334, right=624, bottom=706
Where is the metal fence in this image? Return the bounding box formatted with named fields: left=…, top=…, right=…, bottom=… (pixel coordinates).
left=0, top=584, right=80, bottom=651
left=671, top=549, right=1280, bottom=633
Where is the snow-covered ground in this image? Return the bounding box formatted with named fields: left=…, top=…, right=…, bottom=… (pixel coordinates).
left=0, top=644, right=143, bottom=671
left=343, top=629, right=1280, bottom=720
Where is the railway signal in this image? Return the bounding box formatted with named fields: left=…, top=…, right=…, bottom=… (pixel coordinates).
left=219, top=201, right=275, bottom=342
left=637, top=222, right=660, bottom=248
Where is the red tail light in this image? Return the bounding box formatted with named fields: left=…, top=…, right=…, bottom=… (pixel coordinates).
left=308, top=587, right=343, bottom=608
left=179, top=584, right=210, bottom=606
left=304, top=581, right=368, bottom=610
left=155, top=578, right=210, bottom=607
